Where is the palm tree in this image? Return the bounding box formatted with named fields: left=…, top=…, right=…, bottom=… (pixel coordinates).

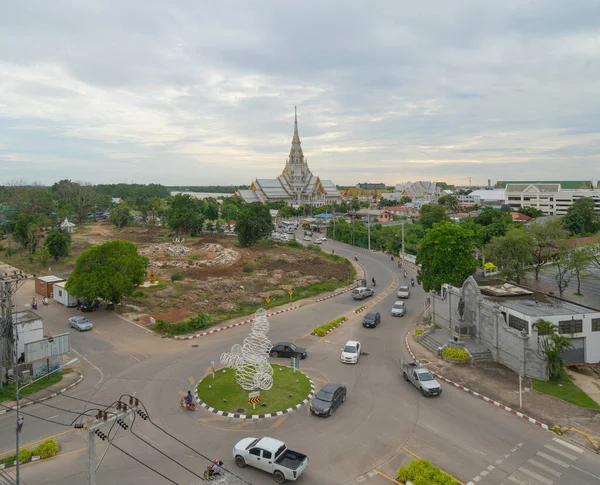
left=536, top=319, right=572, bottom=380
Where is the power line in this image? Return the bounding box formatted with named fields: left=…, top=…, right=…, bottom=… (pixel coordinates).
left=110, top=442, right=179, bottom=485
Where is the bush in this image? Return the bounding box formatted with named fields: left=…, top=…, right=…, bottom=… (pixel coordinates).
left=286, top=240, right=302, bottom=249
left=0, top=244, right=5, bottom=252
left=242, top=264, right=255, bottom=273
left=150, top=313, right=213, bottom=336
left=442, top=347, right=470, bottom=362
left=313, top=317, right=347, bottom=337
left=354, top=305, right=366, bottom=313
left=397, top=459, right=456, bottom=485
left=415, top=329, right=424, bottom=336
left=6, top=247, right=16, bottom=256
left=171, top=272, right=184, bottom=282
left=18, top=448, right=33, bottom=463
left=0, top=454, right=16, bottom=465
left=34, top=439, right=59, bottom=459
left=132, top=289, right=144, bottom=298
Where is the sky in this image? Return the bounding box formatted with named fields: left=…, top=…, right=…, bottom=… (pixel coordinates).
left=1, top=1, right=599, bottom=188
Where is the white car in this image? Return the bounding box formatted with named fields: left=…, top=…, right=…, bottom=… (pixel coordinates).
left=303, top=236, right=312, bottom=241
left=341, top=340, right=361, bottom=364
left=318, top=236, right=327, bottom=241
left=314, top=239, right=322, bottom=244
left=68, top=316, right=93, bottom=331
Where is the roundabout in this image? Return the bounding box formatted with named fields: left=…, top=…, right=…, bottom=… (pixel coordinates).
left=195, top=365, right=315, bottom=419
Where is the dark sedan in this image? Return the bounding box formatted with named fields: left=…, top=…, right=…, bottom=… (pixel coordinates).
left=362, top=312, right=381, bottom=328
left=310, top=383, right=346, bottom=417
left=270, top=342, right=307, bottom=359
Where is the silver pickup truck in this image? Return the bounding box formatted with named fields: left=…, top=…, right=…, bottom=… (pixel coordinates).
left=400, top=359, right=442, bottom=397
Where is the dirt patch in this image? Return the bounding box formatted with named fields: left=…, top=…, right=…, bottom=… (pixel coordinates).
left=153, top=307, right=195, bottom=324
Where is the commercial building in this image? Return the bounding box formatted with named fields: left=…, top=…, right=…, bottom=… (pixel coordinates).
left=504, top=183, right=600, bottom=216
left=236, top=109, right=342, bottom=207
left=456, top=189, right=506, bottom=209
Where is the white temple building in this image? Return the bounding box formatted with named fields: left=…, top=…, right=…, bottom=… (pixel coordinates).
left=236, top=109, right=342, bottom=207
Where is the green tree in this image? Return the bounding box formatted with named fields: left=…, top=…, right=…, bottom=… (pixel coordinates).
left=420, top=204, right=450, bottom=230
left=399, top=196, right=412, bottom=205
left=438, top=195, right=460, bottom=213
left=474, top=207, right=512, bottom=244
left=109, top=205, right=132, bottom=229
left=517, top=206, right=544, bottom=218
left=528, top=219, right=568, bottom=280
left=235, top=203, right=273, bottom=247
left=416, top=222, right=478, bottom=292
left=568, top=247, right=594, bottom=295
left=65, top=240, right=148, bottom=305
left=563, top=197, right=600, bottom=235
left=44, top=230, right=72, bottom=261
left=377, top=198, right=396, bottom=209
left=14, top=213, right=42, bottom=254
left=93, top=194, right=113, bottom=212
left=553, top=250, right=572, bottom=297
left=485, top=228, right=535, bottom=284
left=351, top=197, right=360, bottom=212
left=167, top=194, right=205, bottom=234
left=536, top=319, right=572, bottom=380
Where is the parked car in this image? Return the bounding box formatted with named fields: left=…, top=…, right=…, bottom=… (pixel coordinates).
left=81, top=300, right=100, bottom=312
left=341, top=340, right=361, bottom=364
left=270, top=342, right=307, bottom=359
left=351, top=287, right=374, bottom=300
left=310, top=383, right=346, bottom=417
left=233, top=437, right=308, bottom=483
left=362, top=312, right=381, bottom=328
left=313, top=239, right=322, bottom=245
left=397, top=286, right=410, bottom=299
left=319, top=236, right=327, bottom=241
left=303, top=236, right=312, bottom=241
left=391, top=301, right=406, bottom=317
left=68, top=316, right=93, bottom=331
left=400, top=359, right=442, bottom=396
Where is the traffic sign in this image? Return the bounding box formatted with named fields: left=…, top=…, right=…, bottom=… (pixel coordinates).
left=266, top=297, right=271, bottom=303
left=248, top=391, right=260, bottom=408
left=291, top=357, right=299, bottom=371
left=288, top=290, right=293, bottom=296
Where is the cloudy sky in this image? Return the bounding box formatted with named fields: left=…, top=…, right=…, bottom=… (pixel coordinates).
left=1, top=1, right=599, bottom=187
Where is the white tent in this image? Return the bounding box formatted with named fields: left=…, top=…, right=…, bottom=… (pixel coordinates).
left=60, top=218, right=75, bottom=233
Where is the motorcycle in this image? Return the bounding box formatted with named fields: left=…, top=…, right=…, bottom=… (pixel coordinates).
left=42, top=297, right=49, bottom=306
left=372, top=279, right=376, bottom=287
left=180, top=399, right=196, bottom=411
left=411, top=279, right=415, bottom=287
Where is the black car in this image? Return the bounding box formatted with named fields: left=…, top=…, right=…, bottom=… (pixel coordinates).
left=362, top=312, right=381, bottom=328
left=270, top=342, right=307, bottom=359
left=81, top=300, right=100, bottom=312
left=310, top=383, right=347, bottom=417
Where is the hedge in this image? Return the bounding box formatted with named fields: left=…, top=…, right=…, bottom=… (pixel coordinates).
left=312, top=317, right=347, bottom=337
left=150, top=312, right=213, bottom=336
left=442, top=347, right=470, bottom=362
left=34, top=439, right=60, bottom=459
left=354, top=305, right=366, bottom=313
left=415, top=329, right=424, bottom=336
left=397, top=458, right=457, bottom=485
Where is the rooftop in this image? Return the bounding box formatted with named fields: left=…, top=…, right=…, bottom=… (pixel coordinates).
left=36, top=275, right=65, bottom=283
left=14, top=310, right=41, bottom=324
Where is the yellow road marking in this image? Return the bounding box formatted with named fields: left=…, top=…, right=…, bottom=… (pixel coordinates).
left=271, top=415, right=288, bottom=428
left=188, top=376, right=195, bottom=386
left=178, top=390, right=187, bottom=397
left=373, top=469, right=402, bottom=484
left=107, top=339, right=120, bottom=347
left=138, top=352, right=149, bottom=358
left=401, top=447, right=466, bottom=485
left=0, top=429, right=75, bottom=457
left=128, top=353, right=140, bottom=361
left=92, top=328, right=102, bottom=334
left=198, top=416, right=225, bottom=423
left=230, top=421, right=255, bottom=430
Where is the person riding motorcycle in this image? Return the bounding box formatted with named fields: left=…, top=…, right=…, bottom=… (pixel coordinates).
left=185, top=391, right=193, bottom=407
left=410, top=277, right=415, bottom=286
left=403, top=271, right=407, bottom=279
left=372, top=277, right=376, bottom=286
left=354, top=254, right=358, bottom=261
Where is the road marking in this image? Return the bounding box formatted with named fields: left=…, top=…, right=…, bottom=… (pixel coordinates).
left=188, top=376, right=195, bottom=386
left=92, top=328, right=102, bottom=334
left=480, top=470, right=489, bottom=477
left=47, top=415, right=59, bottom=420
left=506, top=476, right=527, bottom=485
left=107, top=339, right=120, bottom=347
left=518, top=466, right=554, bottom=485
left=71, top=348, right=104, bottom=388
left=472, top=476, right=481, bottom=481
left=0, top=429, right=75, bottom=457
left=536, top=451, right=569, bottom=468
left=572, top=465, right=600, bottom=481
left=138, top=352, right=149, bottom=358
left=528, top=459, right=561, bottom=477
left=128, top=353, right=140, bottom=362
left=487, top=465, right=495, bottom=471
left=373, top=469, right=402, bottom=484
left=544, top=444, right=576, bottom=461
left=552, top=437, right=583, bottom=454
left=230, top=421, right=254, bottom=430
left=197, top=417, right=224, bottom=423
left=271, top=415, right=288, bottom=428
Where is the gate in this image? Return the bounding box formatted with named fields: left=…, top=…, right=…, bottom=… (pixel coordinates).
left=562, top=337, right=585, bottom=365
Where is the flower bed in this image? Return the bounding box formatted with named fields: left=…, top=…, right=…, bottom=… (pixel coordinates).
left=415, top=328, right=424, bottom=336
left=0, top=439, right=59, bottom=468
left=354, top=305, right=367, bottom=313
left=397, top=458, right=457, bottom=485
left=442, top=347, right=470, bottom=362
left=312, top=317, right=347, bottom=337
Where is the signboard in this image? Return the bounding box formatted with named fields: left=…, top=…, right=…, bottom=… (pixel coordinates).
left=288, top=290, right=293, bottom=296
left=24, top=333, right=70, bottom=364
left=291, top=357, right=299, bottom=371
left=265, top=297, right=271, bottom=303
left=248, top=391, right=260, bottom=399
left=248, top=391, right=260, bottom=406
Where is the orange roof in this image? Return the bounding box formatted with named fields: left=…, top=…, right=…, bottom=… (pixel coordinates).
left=511, top=212, right=532, bottom=222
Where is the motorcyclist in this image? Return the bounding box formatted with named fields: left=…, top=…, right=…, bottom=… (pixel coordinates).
left=372, top=277, right=376, bottom=286
left=403, top=271, right=407, bottom=279
left=354, top=254, right=358, bottom=261
left=185, top=390, right=193, bottom=407
left=411, top=277, right=415, bottom=286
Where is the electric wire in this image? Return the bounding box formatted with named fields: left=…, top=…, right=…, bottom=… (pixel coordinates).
left=110, top=442, right=179, bottom=485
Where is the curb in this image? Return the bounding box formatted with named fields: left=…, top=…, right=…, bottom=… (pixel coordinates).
left=314, top=285, right=357, bottom=303
left=404, top=335, right=549, bottom=430
left=194, top=370, right=315, bottom=420
left=0, top=374, right=84, bottom=416
left=0, top=455, right=42, bottom=470
left=354, top=306, right=367, bottom=314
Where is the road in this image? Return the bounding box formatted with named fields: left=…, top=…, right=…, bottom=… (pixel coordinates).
left=3, top=236, right=600, bottom=485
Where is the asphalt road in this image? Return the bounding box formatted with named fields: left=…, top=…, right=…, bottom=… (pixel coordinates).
left=4, top=237, right=600, bottom=485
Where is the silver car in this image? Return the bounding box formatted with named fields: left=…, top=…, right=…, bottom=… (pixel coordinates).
left=68, top=316, right=93, bottom=331
left=397, top=285, right=410, bottom=299
left=391, top=301, right=406, bottom=317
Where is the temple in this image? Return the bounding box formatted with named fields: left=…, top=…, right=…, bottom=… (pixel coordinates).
left=236, top=108, right=342, bottom=206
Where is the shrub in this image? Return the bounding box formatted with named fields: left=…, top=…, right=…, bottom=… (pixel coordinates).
left=6, top=247, right=16, bottom=256
left=242, top=264, right=255, bottom=273
left=171, top=272, right=184, bottom=282
left=132, top=289, right=144, bottom=298
left=354, top=305, right=366, bottom=313
left=442, top=347, right=470, bottom=362
left=286, top=240, right=302, bottom=249
left=313, top=316, right=347, bottom=336
left=0, top=454, right=16, bottom=465
left=0, top=244, right=5, bottom=252
left=415, top=328, right=424, bottom=336
left=150, top=313, right=213, bottom=336
left=18, top=448, right=32, bottom=463
left=397, top=459, right=456, bottom=485
left=34, top=439, right=59, bottom=459
left=257, top=239, right=274, bottom=249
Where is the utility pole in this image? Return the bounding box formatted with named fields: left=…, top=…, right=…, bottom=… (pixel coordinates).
left=401, top=222, right=405, bottom=265
left=367, top=214, right=371, bottom=250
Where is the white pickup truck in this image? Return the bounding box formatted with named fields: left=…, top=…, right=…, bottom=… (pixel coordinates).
left=233, top=437, right=308, bottom=483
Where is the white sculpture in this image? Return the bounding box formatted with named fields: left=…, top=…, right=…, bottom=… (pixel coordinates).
left=220, top=308, right=274, bottom=391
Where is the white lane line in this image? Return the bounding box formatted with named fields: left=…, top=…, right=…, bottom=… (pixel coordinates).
left=473, top=477, right=481, bottom=483
left=71, top=348, right=104, bottom=388
left=47, top=415, right=59, bottom=420
left=506, top=476, right=527, bottom=485
left=544, top=444, right=576, bottom=461
left=519, top=466, right=554, bottom=485
left=552, top=437, right=583, bottom=454
left=528, top=459, right=561, bottom=477
left=572, top=465, right=600, bottom=481
left=537, top=451, right=569, bottom=469
left=480, top=470, right=489, bottom=477
left=488, top=465, right=495, bottom=471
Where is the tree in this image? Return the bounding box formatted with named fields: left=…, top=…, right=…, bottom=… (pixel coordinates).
left=563, top=197, right=600, bottom=235
left=438, top=195, right=460, bottom=214
left=167, top=194, right=205, bottom=234
left=44, top=230, right=72, bottom=261
left=109, top=205, right=133, bottom=229
left=485, top=228, right=535, bottom=284
left=517, top=207, right=544, bottom=218
left=536, top=319, right=572, bottom=381
left=13, top=213, right=42, bottom=254
left=93, top=194, right=113, bottom=212
left=553, top=250, right=572, bottom=297
left=474, top=207, right=513, bottom=245
left=416, top=222, right=478, bottom=292
left=528, top=219, right=568, bottom=280
left=65, top=240, right=147, bottom=305
left=52, top=179, right=94, bottom=222
left=350, top=197, right=360, bottom=212
left=399, top=196, right=412, bottom=205
left=568, top=247, right=594, bottom=295
left=204, top=203, right=219, bottom=221
left=420, top=204, right=450, bottom=230
left=235, top=203, right=273, bottom=247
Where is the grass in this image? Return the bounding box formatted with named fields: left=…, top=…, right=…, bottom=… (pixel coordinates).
left=0, top=372, right=63, bottom=403
left=197, top=365, right=311, bottom=415
left=532, top=374, right=600, bottom=409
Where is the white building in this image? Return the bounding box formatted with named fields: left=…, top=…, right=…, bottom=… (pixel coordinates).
left=505, top=183, right=600, bottom=216
left=53, top=281, right=78, bottom=307
left=457, top=189, right=506, bottom=208
left=14, top=311, right=44, bottom=358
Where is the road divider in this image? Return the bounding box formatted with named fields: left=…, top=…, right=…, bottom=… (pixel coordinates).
left=311, top=317, right=348, bottom=337
left=354, top=305, right=367, bottom=313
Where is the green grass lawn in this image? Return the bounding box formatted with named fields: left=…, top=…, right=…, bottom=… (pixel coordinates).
left=532, top=374, right=600, bottom=409
left=197, top=365, right=311, bottom=414
left=0, top=372, right=63, bottom=403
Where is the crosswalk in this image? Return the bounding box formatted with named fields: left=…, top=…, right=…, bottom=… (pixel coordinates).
left=468, top=438, right=584, bottom=485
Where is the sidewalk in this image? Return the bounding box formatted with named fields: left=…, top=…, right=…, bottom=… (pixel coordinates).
left=0, top=372, right=83, bottom=415
left=407, top=332, right=600, bottom=451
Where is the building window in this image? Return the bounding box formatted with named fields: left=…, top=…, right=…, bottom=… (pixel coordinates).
left=558, top=319, right=583, bottom=334
left=592, top=318, right=600, bottom=332
left=508, top=314, right=529, bottom=334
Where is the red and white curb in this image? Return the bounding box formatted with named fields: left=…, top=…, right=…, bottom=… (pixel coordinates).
left=404, top=335, right=549, bottom=430
left=314, top=284, right=357, bottom=303
left=0, top=375, right=84, bottom=416
left=173, top=306, right=301, bottom=340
